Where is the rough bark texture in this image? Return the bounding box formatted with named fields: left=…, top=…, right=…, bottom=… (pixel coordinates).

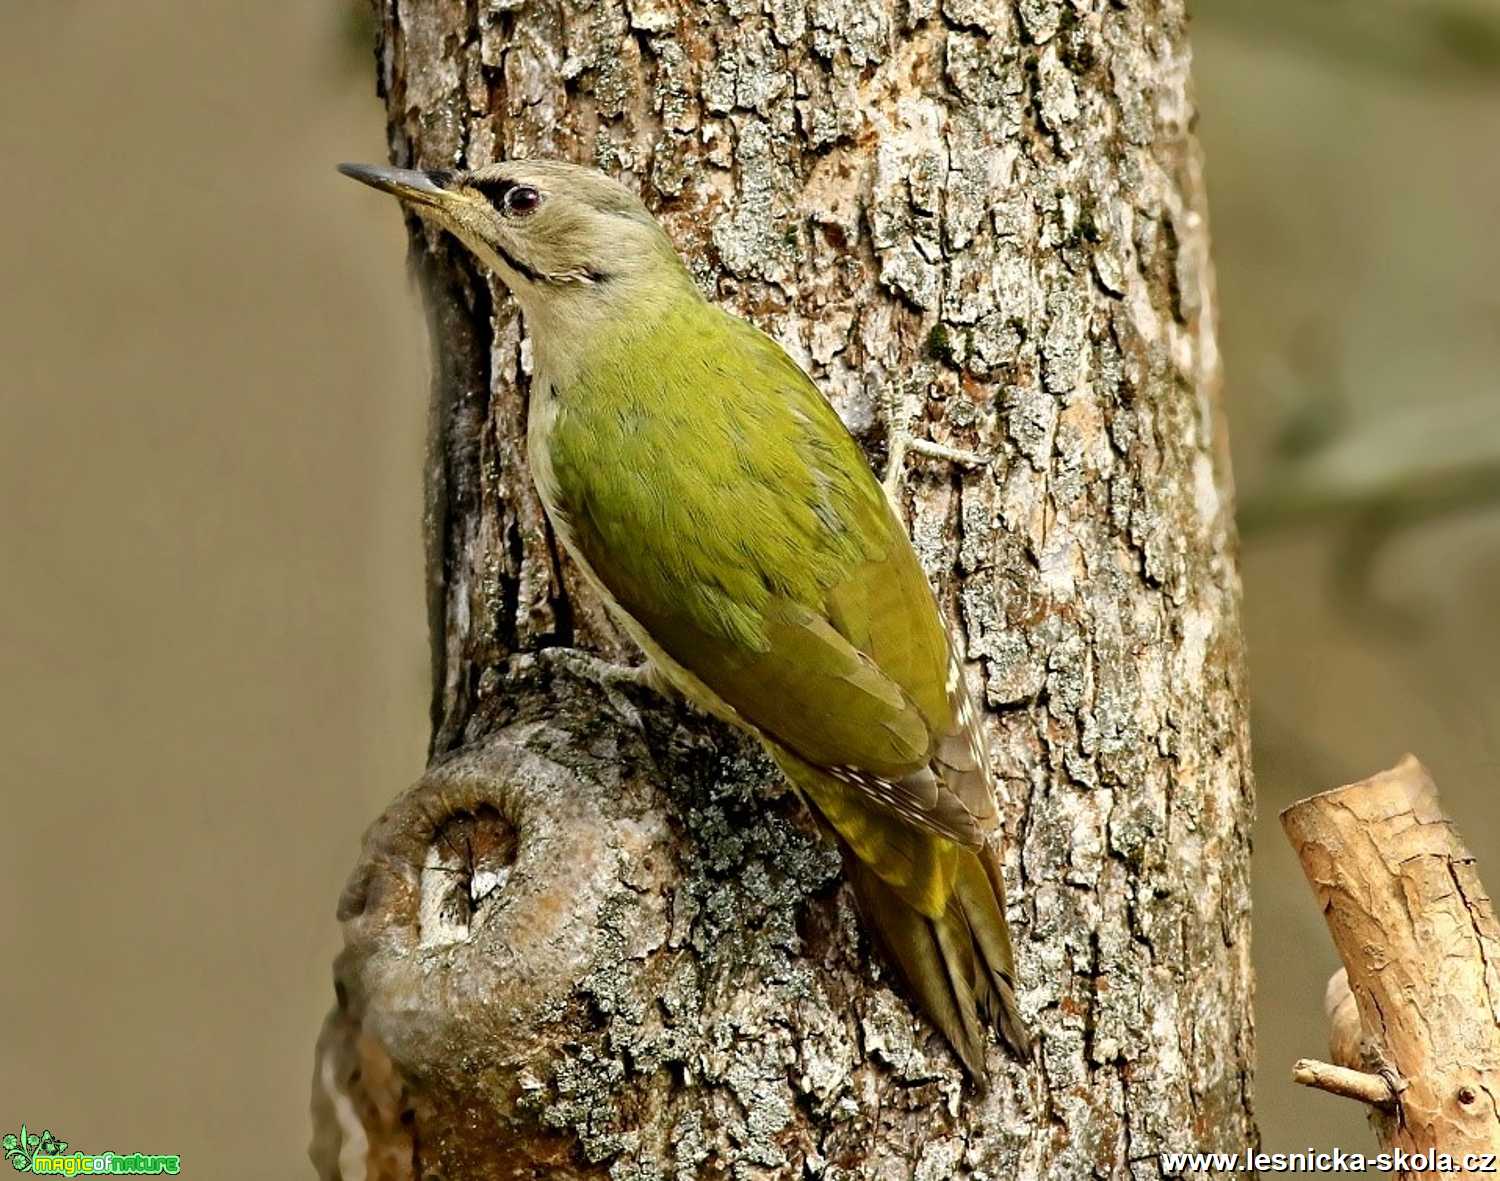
left=1283, top=757, right=1500, bottom=1178
left=312, top=0, right=1257, bottom=1176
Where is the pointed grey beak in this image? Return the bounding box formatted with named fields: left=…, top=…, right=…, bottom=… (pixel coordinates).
left=337, top=163, right=453, bottom=207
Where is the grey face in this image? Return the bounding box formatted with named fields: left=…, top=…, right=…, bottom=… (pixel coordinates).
left=338, top=159, right=672, bottom=293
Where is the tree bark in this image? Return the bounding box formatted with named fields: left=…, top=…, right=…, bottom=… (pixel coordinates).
left=312, top=1, right=1257, bottom=1177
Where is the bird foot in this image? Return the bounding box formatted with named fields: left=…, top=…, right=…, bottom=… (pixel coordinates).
left=602, top=659, right=677, bottom=700
left=882, top=432, right=992, bottom=506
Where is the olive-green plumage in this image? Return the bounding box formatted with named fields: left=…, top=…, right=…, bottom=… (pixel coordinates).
left=340, top=157, right=1029, bottom=1077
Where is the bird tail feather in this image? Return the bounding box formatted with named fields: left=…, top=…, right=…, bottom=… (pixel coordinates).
left=775, top=750, right=1029, bottom=1078
left=845, top=840, right=1029, bottom=1080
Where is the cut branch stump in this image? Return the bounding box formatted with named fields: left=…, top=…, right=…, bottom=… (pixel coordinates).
left=1283, top=755, right=1500, bottom=1177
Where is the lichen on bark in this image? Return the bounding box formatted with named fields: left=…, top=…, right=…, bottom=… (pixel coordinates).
left=313, top=0, right=1258, bottom=1176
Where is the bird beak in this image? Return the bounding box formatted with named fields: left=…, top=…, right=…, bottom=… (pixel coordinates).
left=337, top=163, right=456, bottom=211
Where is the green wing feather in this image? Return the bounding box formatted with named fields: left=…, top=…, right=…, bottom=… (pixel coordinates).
left=544, top=296, right=1028, bottom=1073
left=548, top=301, right=979, bottom=824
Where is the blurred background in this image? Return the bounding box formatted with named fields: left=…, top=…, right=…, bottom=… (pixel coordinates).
left=0, top=2, right=1496, bottom=1176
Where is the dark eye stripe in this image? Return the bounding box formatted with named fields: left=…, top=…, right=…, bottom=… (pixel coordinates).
left=471, top=178, right=514, bottom=207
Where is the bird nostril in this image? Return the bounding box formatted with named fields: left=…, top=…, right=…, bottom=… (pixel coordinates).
left=420, top=804, right=520, bottom=947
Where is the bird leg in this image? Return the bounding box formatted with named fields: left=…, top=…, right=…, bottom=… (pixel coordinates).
left=611, top=659, right=677, bottom=699
left=881, top=387, right=991, bottom=506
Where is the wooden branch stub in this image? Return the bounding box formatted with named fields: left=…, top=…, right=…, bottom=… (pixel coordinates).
left=1292, top=1058, right=1398, bottom=1110
left=1282, top=755, right=1500, bottom=1174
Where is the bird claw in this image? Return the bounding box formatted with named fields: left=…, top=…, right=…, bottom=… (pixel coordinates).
left=882, top=432, right=992, bottom=506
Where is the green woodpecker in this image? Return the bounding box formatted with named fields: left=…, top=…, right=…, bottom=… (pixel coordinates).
left=339, top=159, right=1028, bottom=1077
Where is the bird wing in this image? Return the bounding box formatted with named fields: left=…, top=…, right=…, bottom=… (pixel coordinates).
left=547, top=306, right=996, bottom=847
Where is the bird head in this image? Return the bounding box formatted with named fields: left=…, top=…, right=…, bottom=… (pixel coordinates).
left=338, top=159, right=693, bottom=335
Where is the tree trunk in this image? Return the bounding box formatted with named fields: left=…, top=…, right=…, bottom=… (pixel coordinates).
left=312, top=1, right=1257, bottom=1177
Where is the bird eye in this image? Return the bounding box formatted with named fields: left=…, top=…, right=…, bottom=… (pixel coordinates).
left=504, top=186, right=541, bottom=217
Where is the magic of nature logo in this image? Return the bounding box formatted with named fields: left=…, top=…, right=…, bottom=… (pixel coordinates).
left=3, top=1125, right=180, bottom=1176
